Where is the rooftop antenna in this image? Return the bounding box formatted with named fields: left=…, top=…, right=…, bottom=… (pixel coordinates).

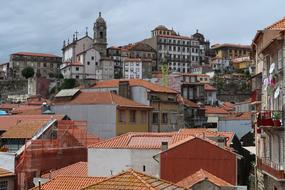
left=72, top=34, right=75, bottom=42
left=85, top=27, right=88, bottom=36
left=75, top=31, right=78, bottom=40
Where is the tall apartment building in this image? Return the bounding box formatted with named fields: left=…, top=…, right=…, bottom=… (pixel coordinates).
left=123, top=58, right=152, bottom=79
left=142, top=25, right=210, bottom=73
left=252, top=17, right=285, bottom=190
left=10, top=52, right=62, bottom=79
left=61, top=12, right=114, bottom=80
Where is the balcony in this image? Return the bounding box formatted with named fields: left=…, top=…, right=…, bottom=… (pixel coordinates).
left=257, top=157, right=285, bottom=179
left=256, top=110, right=283, bottom=129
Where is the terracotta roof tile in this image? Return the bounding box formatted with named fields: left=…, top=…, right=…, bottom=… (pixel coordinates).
left=0, top=115, right=65, bottom=132
left=83, top=169, right=185, bottom=190
left=12, top=52, right=60, bottom=58
left=1, top=120, right=49, bottom=139
left=266, top=17, right=285, bottom=30
left=0, top=103, right=42, bottom=114
left=221, top=102, right=235, bottom=112
left=92, top=79, right=177, bottom=94
left=41, top=162, right=87, bottom=179
left=176, top=95, right=199, bottom=108
left=177, top=128, right=234, bottom=147
left=0, top=168, right=14, bottom=178
left=205, top=106, right=229, bottom=115
left=29, top=176, right=105, bottom=190
left=90, top=129, right=234, bottom=149
left=176, top=169, right=233, bottom=188
left=53, top=91, right=151, bottom=109
left=90, top=132, right=174, bottom=149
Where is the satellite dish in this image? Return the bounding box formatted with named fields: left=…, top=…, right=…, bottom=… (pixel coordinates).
left=274, top=86, right=280, bottom=99
left=269, top=63, right=275, bottom=74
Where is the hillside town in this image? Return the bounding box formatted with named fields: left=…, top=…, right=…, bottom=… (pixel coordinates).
left=1, top=4, right=285, bottom=190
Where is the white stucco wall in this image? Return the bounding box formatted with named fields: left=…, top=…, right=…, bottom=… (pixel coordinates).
left=88, top=148, right=160, bottom=177
left=131, top=86, right=150, bottom=105
left=0, top=152, right=16, bottom=172
left=52, top=104, right=116, bottom=138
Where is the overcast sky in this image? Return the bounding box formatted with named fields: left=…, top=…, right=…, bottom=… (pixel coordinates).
left=0, top=0, right=284, bottom=62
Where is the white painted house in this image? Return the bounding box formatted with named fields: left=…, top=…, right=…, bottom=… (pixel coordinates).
left=87, top=129, right=235, bottom=178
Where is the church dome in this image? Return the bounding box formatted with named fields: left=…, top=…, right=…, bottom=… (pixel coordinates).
left=154, top=25, right=168, bottom=30
left=96, top=12, right=106, bottom=24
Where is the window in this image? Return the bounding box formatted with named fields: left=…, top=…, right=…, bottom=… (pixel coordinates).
left=87, top=61, right=90, bottom=65
left=141, top=111, right=147, bottom=123
left=130, top=110, right=136, bottom=122
left=76, top=75, right=79, bottom=79
left=119, top=110, right=126, bottom=122
left=76, top=67, right=79, bottom=71
left=162, top=113, right=168, bottom=124
left=0, top=181, right=8, bottom=190
left=91, top=56, right=94, bottom=60
left=143, top=165, right=146, bottom=172
left=99, top=31, right=103, bottom=39
left=43, top=63, right=47, bottom=67
left=152, top=113, right=159, bottom=124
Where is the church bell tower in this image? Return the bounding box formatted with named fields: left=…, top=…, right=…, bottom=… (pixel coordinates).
left=93, top=12, right=107, bottom=57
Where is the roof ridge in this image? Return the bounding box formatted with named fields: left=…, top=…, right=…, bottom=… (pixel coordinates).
left=81, top=170, right=136, bottom=189
left=130, top=169, right=156, bottom=190
left=266, top=16, right=285, bottom=29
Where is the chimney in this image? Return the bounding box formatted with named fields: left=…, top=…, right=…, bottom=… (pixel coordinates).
left=161, top=141, right=168, bottom=151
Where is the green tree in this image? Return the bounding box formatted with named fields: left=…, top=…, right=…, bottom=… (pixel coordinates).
left=21, top=66, right=35, bottom=79
left=60, top=79, right=76, bottom=89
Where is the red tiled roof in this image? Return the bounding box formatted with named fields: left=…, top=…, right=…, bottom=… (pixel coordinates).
left=53, top=91, right=151, bottom=109
left=12, top=52, right=60, bottom=58
left=41, top=162, right=87, bottom=179
left=92, top=79, right=177, bottom=94
left=29, top=176, right=106, bottom=190
left=204, top=84, right=216, bottom=91
left=0, top=103, right=41, bottom=114
left=0, top=168, right=14, bottom=178
left=83, top=169, right=185, bottom=190
left=0, top=115, right=65, bottom=132
left=177, top=128, right=234, bottom=147
left=205, top=106, right=229, bottom=115
left=222, top=102, right=235, bottom=112
left=90, top=132, right=174, bottom=149
left=176, top=95, right=199, bottom=108
left=90, top=129, right=234, bottom=149
left=176, top=169, right=233, bottom=188
left=1, top=120, right=48, bottom=139
left=266, top=17, right=285, bottom=30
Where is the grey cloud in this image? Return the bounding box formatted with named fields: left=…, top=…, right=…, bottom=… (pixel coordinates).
left=0, top=0, right=285, bottom=62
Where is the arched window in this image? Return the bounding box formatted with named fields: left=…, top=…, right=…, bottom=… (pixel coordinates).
left=99, top=31, right=103, bottom=39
